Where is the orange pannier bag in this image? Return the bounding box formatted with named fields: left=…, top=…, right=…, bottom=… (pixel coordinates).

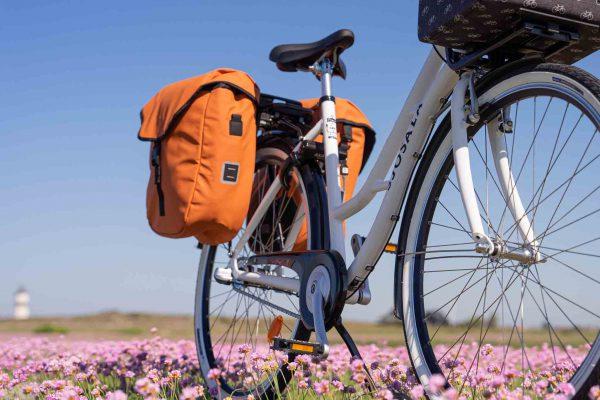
left=292, top=98, right=376, bottom=249
left=138, top=68, right=260, bottom=245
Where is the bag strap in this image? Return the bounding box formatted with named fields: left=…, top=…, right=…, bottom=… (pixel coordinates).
left=159, top=81, right=258, bottom=142
left=336, top=119, right=376, bottom=172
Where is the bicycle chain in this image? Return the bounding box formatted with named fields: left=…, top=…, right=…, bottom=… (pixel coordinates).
left=232, top=285, right=301, bottom=320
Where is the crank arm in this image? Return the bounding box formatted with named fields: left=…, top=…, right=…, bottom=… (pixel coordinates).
left=273, top=265, right=333, bottom=358
left=308, top=270, right=330, bottom=356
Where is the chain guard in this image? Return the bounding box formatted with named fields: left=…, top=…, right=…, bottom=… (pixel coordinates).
left=246, top=250, right=347, bottom=331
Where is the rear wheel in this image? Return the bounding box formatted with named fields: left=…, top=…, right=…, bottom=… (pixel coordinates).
left=399, top=64, right=600, bottom=399
left=193, top=138, right=328, bottom=399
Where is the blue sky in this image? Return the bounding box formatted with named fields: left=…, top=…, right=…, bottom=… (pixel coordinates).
left=1, top=1, right=598, bottom=321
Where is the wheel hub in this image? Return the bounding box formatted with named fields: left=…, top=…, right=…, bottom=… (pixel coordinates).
left=475, top=240, right=544, bottom=266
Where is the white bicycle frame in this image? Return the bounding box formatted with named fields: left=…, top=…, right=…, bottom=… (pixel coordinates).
left=221, top=47, right=539, bottom=302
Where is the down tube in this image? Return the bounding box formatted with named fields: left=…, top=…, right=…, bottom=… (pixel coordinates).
left=345, top=65, right=458, bottom=294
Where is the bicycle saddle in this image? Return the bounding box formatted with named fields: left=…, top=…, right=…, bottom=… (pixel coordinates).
left=269, top=29, right=354, bottom=79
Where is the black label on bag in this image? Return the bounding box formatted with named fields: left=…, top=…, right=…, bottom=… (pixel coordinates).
left=229, top=114, right=243, bottom=136
left=222, top=162, right=239, bottom=184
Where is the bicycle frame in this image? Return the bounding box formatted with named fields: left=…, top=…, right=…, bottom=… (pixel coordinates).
left=223, top=47, right=538, bottom=302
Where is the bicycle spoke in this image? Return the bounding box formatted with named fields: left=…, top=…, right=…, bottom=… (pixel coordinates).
left=500, top=116, right=591, bottom=239
left=437, top=265, right=523, bottom=363
left=428, top=258, right=486, bottom=342
left=537, top=128, right=598, bottom=249
left=201, top=157, right=309, bottom=393
left=415, top=91, right=600, bottom=395
left=509, top=265, right=592, bottom=346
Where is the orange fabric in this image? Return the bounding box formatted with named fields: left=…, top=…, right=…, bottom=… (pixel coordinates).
left=293, top=98, right=374, bottom=250
left=267, top=315, right=284, bottom=342
left=139, top=68, right=259, bottom=245
left=300, top=98, right=371, bottom=198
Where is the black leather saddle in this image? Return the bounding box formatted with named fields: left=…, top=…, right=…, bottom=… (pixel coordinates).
left=269, top=29, right=354, bottom=79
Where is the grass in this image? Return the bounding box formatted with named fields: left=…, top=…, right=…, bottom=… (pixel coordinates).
left=0, top=312, right=593, bottom=348
left=0, top=312, right=192, bottom=340
left=32, top=323, right=69, bottom=334
left=114, top=327, right=145, bottom=335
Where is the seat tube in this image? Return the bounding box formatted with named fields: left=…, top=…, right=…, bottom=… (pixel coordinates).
left=319, top=59, right=346, bottom=259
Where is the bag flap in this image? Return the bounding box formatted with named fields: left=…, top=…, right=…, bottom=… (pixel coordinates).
left=138, top=68, right=259, bottom=142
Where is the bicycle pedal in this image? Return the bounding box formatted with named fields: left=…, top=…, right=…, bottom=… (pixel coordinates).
left=271, top=337, right=327, bottom=356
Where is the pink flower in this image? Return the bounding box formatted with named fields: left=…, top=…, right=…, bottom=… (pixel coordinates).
left=557, top=382, right=575, bottom=396
left=21, top=384, right=36, bottom=395
left=332, top=379, right=344, bottom=391
left=57, top=388, right=82, bottom=400
left=168, top=369, right=182, bottom=380
left=207, top=368, right=221, bottom=380
left=480, top=344, right=494, bottom=358
left=314, top=379, right=330, bottom=395
left=351, top=358, right=365, bottom=373
left=238, top=344, right=252, bottom=354
left=0, top=373, right=9, bottom=387
left=181, top=386, right=204, bottom=400
left=297, top=378, right=310, bottom=389
left=410, top=384, right=425, bottom=399
left=490, top=375, right=505, bottom=389
left=442, top=387, right=458, bottom=400
left=134, top=378, right=159, bottom=396
left=105, top=390, right=127, bottom=400
left=428, top=374, right=446, bottom=394
left=0, top=336, right=594, bottom=400
left=376, top=389, right=394, bottom=400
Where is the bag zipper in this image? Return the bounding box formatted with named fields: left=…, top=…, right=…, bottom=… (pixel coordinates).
left=151, top=141, right=165, bottom=216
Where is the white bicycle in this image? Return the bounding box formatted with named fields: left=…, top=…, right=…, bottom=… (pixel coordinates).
left=193, top=29, right=600, bottom=399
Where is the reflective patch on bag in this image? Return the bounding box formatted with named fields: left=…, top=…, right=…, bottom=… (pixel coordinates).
left=222, top=162, right=240, bottom=184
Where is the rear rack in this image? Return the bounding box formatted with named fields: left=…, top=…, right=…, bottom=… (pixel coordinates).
left=259, top=93, right=314, bottom=135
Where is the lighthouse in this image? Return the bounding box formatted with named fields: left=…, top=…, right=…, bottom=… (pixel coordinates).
left=13, top=287, right=30, bottom=320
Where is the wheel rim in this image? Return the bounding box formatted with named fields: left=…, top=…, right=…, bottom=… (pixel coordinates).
left=194, top=147, right=313, bottom=397
left=403, top=78, right=600, bottom=397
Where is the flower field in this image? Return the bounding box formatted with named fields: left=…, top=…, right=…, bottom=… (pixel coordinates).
left=1, top=335, right=598, bottom=400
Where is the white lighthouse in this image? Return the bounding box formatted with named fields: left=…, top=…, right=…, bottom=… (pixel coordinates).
left=13, top=286, right=30, bottom=320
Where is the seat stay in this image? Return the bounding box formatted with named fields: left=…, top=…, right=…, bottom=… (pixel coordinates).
left=216, top=120, right=323, bottom=295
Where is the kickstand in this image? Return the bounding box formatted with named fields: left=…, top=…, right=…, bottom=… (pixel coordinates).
left=334, top=320, right=378, bottom=393
left=335, top=320, right=411, bottom=399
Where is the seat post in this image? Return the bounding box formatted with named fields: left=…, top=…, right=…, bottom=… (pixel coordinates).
left=319, top=59, right=334, bottom=99
left=316, top=58, right=346, bottom=260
